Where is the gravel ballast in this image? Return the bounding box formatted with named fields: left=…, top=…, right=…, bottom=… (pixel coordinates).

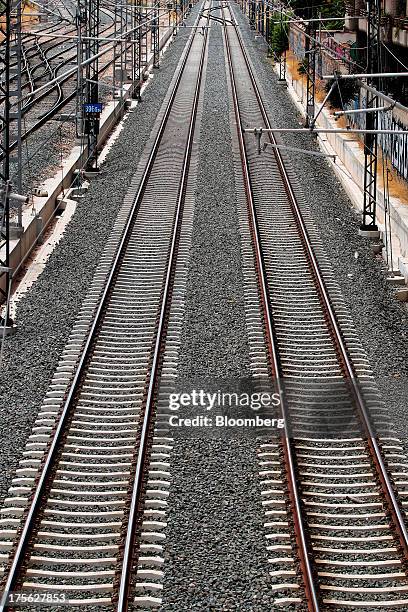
left=162, top=5, right=408, bottom=610
left=230, top=4, right=408, bottom=435
left=1, top=0, right=408, bottom=609
left=0, top=6, right=200, bottom=506
left=160, top=17, right=275, bottom=611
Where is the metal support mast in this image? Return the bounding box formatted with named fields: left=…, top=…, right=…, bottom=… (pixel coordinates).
left=76, top=0, right=100, bottom=171
left=258, top=0, right=263, bottom=35
left=131, top=2, right=141, bottom=100
left=124, top=0, right=130, bottom=83
left=0, top=0, right=12, bottom=310
left=85, top=0, right=100, bottom=170
left=10, top=0, right=22, bottom=203
left=361, top=0, right=381, bottom=233
left=249, top=0, right=255, bottom=29
left=136, top=7, right=143, bottom=100
left=0, top=0, right=24, bottom=319
left=113, top=0, right=124, bottom=98
left=75, top=1, right=84, bottom=138
left=152, top=2, right=160, bottom=69
left=305, top=2, right=316, bottom=126
left=278, top=4, right=286, bottom=81
left=265, top=1, right=271, bottom=57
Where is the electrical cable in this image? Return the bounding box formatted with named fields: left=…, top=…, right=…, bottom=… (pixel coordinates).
left=381, top=40, right=408, bottom=72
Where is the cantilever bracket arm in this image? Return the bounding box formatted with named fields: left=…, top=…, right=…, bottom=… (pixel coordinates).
left=244, top=127, right=408, bottom=135
left=309, top=78, right=338, bottom=130
left=261, top=141, right=336, bottom=160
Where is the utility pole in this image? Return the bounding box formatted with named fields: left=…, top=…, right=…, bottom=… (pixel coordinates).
left=360, top=0, right=381, bottom=234
left=305, top=0, right=316, bottom=126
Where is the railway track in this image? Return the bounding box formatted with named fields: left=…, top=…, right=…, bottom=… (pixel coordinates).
left=222, top=2, right=408, bottom=609
left=9, top=9, right=115, bottom=119
left=6, top=12, right=116, bottom=161
left=6, top=3, right=182, bottom=159
left=0, top=3, right=209, bottom=609
left=2, top=0, right=408, bottom=609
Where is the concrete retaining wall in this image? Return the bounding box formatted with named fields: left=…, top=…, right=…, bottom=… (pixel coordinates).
left=282, top=63, right=408, bottom=282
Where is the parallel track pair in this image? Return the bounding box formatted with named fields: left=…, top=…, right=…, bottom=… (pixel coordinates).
left=1, top=2, right=408, bottom=610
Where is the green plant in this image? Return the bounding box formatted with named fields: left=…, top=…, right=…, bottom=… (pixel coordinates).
left=397, top=0, right=405, bottom=17
left=270, top=13, right=289, bottom=57
left=297, top=58, right=308, bottom=75
left=288, top=0, right=345, bottom=29
left=324, top=76, right=359, bottom=107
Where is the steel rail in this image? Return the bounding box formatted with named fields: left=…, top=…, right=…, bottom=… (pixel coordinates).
left=20, top=44, right=35, bottom=106
left=117, top=4, right=210, bottom=608
left=4, top=8, right=184, bottom=156
left=0, top=5, right=207, bottom=609
left=223, top=6, right=408, bottom=609
left=5, top=38, right=129, bottom=157
left=13, top=9, right=173, bottom=106
left=19, top=20, right=114, bottom=115
left=32, top=39, right=64, bottom=116
left=228, top=3, right=408, bottom=565
left=7, top=21, right=75, bottom=74
left=220, top=4, right=320, bottom=612
left=8, top=0, right=163, bottom=105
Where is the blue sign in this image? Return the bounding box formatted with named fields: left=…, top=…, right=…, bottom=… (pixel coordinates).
left=83, top=103, right=103, bottom=114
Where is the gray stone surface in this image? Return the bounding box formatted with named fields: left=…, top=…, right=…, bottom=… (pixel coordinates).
left=161, top=16, right=276, bottom=611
